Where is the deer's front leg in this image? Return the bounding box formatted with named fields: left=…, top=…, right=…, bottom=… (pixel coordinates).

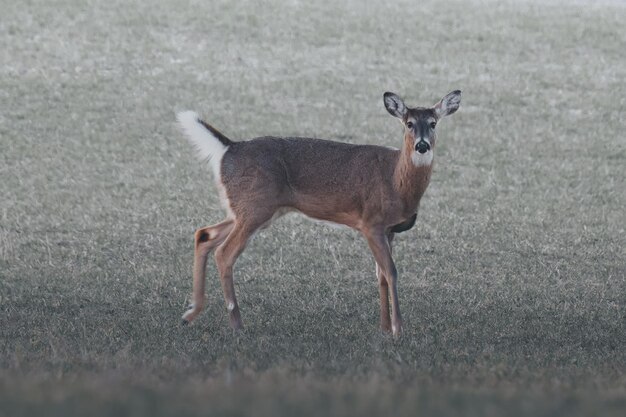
left=365, top=230, right=402, bottom=337
left=375, top=233, right=395, bottom=333
left=376, top=263, right=391, bottom=333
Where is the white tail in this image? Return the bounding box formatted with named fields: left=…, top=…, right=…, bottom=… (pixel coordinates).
left=178, top=90, right=461, bottom=337
left=177, top=111, right=229, bottom=180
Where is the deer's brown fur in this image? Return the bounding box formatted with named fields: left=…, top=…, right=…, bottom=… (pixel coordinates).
left=178, top=90, right=461, bottom=337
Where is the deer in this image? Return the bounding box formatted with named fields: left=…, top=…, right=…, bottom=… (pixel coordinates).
left=177, top=90, right=461, bottom=337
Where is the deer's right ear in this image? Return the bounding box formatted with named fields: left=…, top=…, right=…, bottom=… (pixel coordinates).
left=383, top=92, right=407, bottom=119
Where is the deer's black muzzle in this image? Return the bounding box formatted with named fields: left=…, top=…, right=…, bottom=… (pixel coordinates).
left=415, top=140, right=430, bottom=154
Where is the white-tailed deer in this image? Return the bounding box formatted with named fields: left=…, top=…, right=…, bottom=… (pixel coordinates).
left=177, top=90, right=461, bottom=337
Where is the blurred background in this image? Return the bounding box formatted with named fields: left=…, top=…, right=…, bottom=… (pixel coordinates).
left=1, top=0, right=625, bottom=415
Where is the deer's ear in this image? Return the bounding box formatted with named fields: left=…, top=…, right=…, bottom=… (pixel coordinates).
left=434, top=90, right=461, bottom=118
left=384, top=92, right=407, bottom=119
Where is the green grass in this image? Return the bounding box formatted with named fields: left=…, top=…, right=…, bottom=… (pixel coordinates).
left=1, top=0, right=625, bottom=415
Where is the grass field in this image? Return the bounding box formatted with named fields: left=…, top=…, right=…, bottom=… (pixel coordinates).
left=1, top=0, right=625, bottom=415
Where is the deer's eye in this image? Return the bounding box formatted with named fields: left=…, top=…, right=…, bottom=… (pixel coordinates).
left=406, top=121, right=414, bottom=129
left=430, top=121, right=436, bottom=129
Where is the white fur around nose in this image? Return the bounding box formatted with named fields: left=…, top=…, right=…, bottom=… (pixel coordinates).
left=411, top=150, right=433, bottom=167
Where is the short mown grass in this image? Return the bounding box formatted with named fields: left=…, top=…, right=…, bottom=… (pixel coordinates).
left=1, top=0, right=625, bottom=415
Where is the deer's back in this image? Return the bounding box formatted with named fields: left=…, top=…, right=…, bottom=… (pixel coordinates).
left=220, top=137, right=401, bottom=226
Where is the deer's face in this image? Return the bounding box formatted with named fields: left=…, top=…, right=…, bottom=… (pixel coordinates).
left=384, top=91, right=461, bottom=167
left=403, top=108, right=438, bottom=166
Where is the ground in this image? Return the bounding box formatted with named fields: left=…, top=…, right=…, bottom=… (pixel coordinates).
left=1, top=0, right=625, bottom=416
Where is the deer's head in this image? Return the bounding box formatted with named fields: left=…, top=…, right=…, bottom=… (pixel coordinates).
left=384, top=90, right=461, bottom=166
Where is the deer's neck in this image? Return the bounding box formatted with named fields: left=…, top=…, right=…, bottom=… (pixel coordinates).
left=393, top=137, right=433, bottom=212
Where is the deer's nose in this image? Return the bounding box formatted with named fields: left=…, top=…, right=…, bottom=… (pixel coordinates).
left=415, top=140, right=430, bottom=154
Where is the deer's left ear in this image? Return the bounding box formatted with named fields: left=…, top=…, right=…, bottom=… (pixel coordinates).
left=434, top=90, right=461, bottom=118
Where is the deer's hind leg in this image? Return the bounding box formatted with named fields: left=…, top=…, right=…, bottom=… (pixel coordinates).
left=214, top=214, right=275, bottom=330
left=182, top=219, right=234, bottom=325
